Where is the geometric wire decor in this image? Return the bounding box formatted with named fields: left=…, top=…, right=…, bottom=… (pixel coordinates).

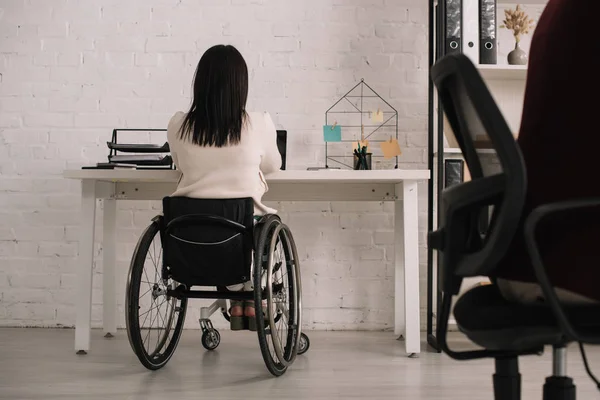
left=324, top=78, right=399, bottom=169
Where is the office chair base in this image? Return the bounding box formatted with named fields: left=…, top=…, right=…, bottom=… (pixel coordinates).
left=543, top=376, right=575, bottom=400
left=493, top=357, right=521, bottom=400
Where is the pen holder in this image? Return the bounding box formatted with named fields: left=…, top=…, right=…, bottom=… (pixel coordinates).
left=353, top=152, right=372, bottom=170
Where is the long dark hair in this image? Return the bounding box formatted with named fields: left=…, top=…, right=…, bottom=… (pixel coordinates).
left=179, top=45, right=249, bottom=147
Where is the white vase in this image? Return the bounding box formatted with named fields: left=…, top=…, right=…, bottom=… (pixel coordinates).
left=507, top=42, right=527, bottom=65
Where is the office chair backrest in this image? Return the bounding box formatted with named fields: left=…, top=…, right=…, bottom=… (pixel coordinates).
left=430, top=53, right=527, bottom=295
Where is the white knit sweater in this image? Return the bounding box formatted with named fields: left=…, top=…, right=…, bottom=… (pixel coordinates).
left=167, top=111, right=281, bottom=215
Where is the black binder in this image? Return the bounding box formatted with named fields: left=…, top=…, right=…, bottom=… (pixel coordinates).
left=444, top=159, right=464, bottom=188
left=479, top=0, right=497, bottom=64
left=445, top=0, right=462, bottom=54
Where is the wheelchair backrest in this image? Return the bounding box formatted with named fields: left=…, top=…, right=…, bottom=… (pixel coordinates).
left=162, top=196, right=254, bottom=287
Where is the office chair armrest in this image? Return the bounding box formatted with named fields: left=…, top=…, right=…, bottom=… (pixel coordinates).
left=524, top=198, right=600, bottom=345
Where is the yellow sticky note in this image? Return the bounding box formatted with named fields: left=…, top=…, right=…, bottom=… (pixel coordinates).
left=380, top=138, right=401, bottom=159
left=372, top=109, right=384, bottom=123
left=352, top=140, right=369, bottom=151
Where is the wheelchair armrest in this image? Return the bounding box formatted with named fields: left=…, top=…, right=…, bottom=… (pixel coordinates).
left=524, top=198, right=600, bottom=345
left=165, top=214, right=248, bottom=236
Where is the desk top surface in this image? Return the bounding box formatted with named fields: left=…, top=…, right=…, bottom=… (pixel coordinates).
left=64, top=169, right=430, bottom=183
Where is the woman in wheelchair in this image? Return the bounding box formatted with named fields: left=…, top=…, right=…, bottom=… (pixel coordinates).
left=125, top=44, right=308, bottom=376
left=167, top=44, right=282, bottom=329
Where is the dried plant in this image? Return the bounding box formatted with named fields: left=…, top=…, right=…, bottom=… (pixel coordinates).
left=500, top=4, right=535, bottom=44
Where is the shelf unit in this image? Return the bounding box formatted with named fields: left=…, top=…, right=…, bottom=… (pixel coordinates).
left=426, top=0, right=547, bottom=352
left=477, top=64, right=527, bottom=80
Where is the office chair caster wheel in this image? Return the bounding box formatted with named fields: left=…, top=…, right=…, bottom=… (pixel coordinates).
left=202, top=329, right=221, bottom=351
left=298, top=333, right=310, bottom=355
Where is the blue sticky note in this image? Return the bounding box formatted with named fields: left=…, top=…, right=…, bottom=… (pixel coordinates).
left=323, top=125, right=342, bottom=142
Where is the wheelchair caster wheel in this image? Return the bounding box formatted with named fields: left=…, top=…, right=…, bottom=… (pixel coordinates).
left=202, top=329, right=221, bottom=351
left=298, top=333, right=310, bottom=355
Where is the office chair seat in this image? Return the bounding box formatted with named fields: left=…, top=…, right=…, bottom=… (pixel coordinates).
left=454, top=285, right=600, bottom=352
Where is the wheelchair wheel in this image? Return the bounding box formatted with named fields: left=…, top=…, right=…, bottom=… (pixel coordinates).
left=201, top=329, right=221, bottom=351
left=298, top=332, right=310, bottom=355
left=254, top=216, right=302, bottom=376
left=126, top=219, right=188, bottom=370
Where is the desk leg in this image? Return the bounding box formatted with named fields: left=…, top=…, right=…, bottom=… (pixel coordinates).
left=395, top=181, right=421, bottom=357
left=102, top=197, right=117, bottom=338
left=394, top=189, right=406, bottom=341
left=75, top=180, right=97, bottom=355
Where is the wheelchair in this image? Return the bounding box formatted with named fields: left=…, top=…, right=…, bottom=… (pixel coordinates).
left=125, top=196, right=309, bottom=377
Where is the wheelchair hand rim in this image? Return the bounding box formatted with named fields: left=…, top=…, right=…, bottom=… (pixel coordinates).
left=284, top=224, right=303, bottom=355
left=266, top=223, right=299, bottom=367
left=279, top=225, right=302, bottom=358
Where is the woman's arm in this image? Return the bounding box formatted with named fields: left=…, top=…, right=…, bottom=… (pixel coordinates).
left=167, top=112, right=184, bottom=168
left=259, top=112, right=282, bottom=175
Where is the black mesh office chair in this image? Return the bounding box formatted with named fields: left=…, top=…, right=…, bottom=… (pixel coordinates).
left=428, top=53, right=600, bottom=400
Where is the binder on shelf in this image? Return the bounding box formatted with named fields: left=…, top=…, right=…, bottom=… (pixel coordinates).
left=443, top=159, right=465, bottom=188
left=445, top=0, right=462, bottom=54
left=462, top=0, right=480, bottom=63
left=479, top=0, right=497, bottom=64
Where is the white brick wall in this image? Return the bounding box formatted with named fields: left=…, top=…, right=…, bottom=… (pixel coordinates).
left=0, top=0, right=429, bottom=331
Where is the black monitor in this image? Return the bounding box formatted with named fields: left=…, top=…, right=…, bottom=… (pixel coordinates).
left=277, top=130, right=287, bottom=170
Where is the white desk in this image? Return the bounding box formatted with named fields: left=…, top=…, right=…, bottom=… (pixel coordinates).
left=64, top=169, right=429, bottom=356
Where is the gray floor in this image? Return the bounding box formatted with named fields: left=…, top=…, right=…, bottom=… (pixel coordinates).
left=1, top=328, right=599, bottom=399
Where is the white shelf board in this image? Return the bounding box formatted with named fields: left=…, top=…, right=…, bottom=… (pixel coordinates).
left=434, top=148, right=496, bottom=156
left=498, top=0, right=547, bottom=4
left=433, top=0, right=547, bottom=10
left=477, top=64, right=527, bottom=80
